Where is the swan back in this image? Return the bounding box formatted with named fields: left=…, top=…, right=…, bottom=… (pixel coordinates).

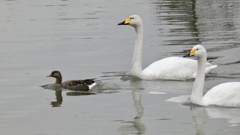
left=203, top=82, right=240, bottom=107
left=142, top=57, right=216, bottom=80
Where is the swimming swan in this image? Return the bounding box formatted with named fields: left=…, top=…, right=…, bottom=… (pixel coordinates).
left=185, top=45, right=240, bottom=107
left=118, top=15, right=217, bottom=80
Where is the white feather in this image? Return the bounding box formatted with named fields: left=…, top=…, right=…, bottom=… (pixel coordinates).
left=142, top=57, right=217, bottom=80
left=203, top=82, right=240, bottom=107
left=166, top=45, right=240, bottom=107
left=88, top=82, right=97, bottom=90
left=120, top=15, right=217, bottom=80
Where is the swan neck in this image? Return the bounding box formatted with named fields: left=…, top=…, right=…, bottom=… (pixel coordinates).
left=190, top=56, right=207, bottom=105
left=131, top=24, right=144, bottom=78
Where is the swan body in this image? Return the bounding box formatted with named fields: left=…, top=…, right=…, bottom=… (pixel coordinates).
left=118, top=15, right=217, bottom=80
left=187, top=45, right=240, bottom=107
left=142, top=56, right=216, bottom=80
left=203, top=82, right=240, bottom=107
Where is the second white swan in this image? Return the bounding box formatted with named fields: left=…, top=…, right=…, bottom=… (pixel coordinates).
left=184, top=45, right=240, bottom=107
left=118, top=15, right=217, bottom=80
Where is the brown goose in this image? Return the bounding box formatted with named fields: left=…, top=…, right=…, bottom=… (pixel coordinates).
left=47, top=70, right=97, bottom=91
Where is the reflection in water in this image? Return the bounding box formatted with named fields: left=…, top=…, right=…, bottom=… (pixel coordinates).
left=132, top=88, right=144, bottom=119
left=41, top=84, right=96, bottom=107
left=153, top=0, right=240, bottom=57
left=190, top=105, right=240, bottom=135
left=153, top=0, right=200, bottom=46
left=190, top=106, right=205, bottom=135
left=169, top=96, right=240, bottom=131
left=51, top=91, right=63, bottom=107
left=121, top=80, right=146, bottom=135
left=66, top=91, right=96, bottom=96
left=205, top=107, right=240, bottom=126
left=49, top=90, right=96, bottom=107
left=41, top=84, right=64, bottom=107
left=131, top=84, right=146, bottom=135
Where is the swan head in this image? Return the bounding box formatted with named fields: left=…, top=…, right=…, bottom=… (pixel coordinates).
left=185, top=44, right=207, bottom=58
left=118, top=15, right=142, bottom=27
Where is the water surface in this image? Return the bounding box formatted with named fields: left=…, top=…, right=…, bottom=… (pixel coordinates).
left=0, top=0, right=240, bottom=134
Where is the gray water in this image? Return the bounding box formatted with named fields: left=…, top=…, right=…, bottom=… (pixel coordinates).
left=0, top=0, right=240, bottom=134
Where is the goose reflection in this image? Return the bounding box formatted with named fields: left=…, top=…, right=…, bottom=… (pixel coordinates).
left=121, top=80, right=146, bottom=135
left=51, top=90, right=63, bottom=107
left=41, top=84, right=64, bottom=107
left=42, top=84, right=97, bottom=107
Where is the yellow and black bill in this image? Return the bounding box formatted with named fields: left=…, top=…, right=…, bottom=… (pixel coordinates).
left=183, top=49, right=196, bottom=57
left=118, top=17, right=132, bottom=25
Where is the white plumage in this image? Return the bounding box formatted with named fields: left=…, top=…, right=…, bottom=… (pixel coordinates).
left=203, top=82, right=240, bottom=107
left=142, top=56, right=217, bottom=80
left=118, top=15, right=217, bottom=80
left=187, top=45, right=240, bottom=107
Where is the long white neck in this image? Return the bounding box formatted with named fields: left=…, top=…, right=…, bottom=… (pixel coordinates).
left=130, top=24, right=144, bottom=78
left=190, top=55, right=207, bottom=106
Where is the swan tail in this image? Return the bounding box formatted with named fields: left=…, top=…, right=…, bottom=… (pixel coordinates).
left=205, top=64, right=218, bottom=73
left=210, top=65, right=218, bottom=69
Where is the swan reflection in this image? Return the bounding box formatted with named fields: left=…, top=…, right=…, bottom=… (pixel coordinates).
left=132, top=89, right=144, bottom=119
left=190, top=106, right=205, bottom=135
left=205, top=107, right=240, bottom=126
left=190, top=105, right=240, bottom=135
left=121, top=80, right=146, bottom=135
left=131, top=87, right=146, bottom=135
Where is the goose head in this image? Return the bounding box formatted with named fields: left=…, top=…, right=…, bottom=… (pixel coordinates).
left=118, top=15, right=142, bottom=27
left=47, top=70, right=62, bottom=84
left=185, top=45, right=207, bottom=58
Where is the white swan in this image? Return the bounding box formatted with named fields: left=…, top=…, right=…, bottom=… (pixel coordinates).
left=118, top=15, right=217, bottom=80
left=185, top=44, right=240, bottom=107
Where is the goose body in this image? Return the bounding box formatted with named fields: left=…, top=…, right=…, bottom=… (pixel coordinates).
left=186, top=45, right=240, bottom=107
left=47, top=71, right=97, bottom=91
left=118, top=15, right=217, bottom=80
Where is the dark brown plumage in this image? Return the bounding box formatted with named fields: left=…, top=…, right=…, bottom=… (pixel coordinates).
left=47, top=70, right=96, bottom=91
